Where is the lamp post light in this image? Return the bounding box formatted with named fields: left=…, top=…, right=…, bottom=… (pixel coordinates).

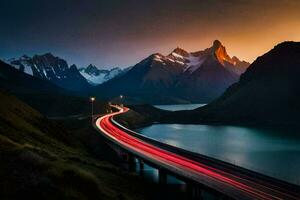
left=119, top=95, right=123, bottom=107
left=90, top=97, right=95, bottom=124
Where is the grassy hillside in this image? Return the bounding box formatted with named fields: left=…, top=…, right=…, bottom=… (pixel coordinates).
left=0, top=91, right=158, bottom=200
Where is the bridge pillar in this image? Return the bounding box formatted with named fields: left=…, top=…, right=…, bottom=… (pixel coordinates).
left=138, top=159, right=144, bottom=175
left=139, top=159, right=144, bottom=170
left=127, top=153, right=136, bottom=172
left=158, top=169, right=167, bottom=185
left=213, top=193, right=231, bottom=200
left=186, top=182, right=203, bottom=200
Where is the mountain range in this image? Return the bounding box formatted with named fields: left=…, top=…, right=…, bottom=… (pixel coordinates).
left=9, top=53, right=90, bottom=91
left=8, top=54, right=128, bottom=89
left=94, top=40, right=250, bottom=104
left=160, top=41, right=300, bottom=125
left=0, top=59, right=109, bottom=117
left=4, top=40, right=250, bottom=104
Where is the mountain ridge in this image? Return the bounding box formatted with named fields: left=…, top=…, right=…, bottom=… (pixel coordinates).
left=161, top=41, right=300, bottom=125
left=0, top=60, right=109, bottom=117
left=95, top=40, right=250, bottom=104
left=8, top=53, right=90, bottom=91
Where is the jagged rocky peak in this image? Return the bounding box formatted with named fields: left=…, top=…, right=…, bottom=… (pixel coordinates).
left=84, top=64, right=100, bottom=75
left=152, top=53, right=164, bottom=58
left=7, top=53, right=91, bottom=91
left=152, top=53, right=164, bottom=61
left=32, top=52, right=55, bottom=61
left=210, top=40, right=232, bottom=65
left=171, top=47, right=190, bottom=57
left=69, top=64, right=78, bottom=70
left=145, top=40, right=250, bottom=75
left=232, top=56, right=241, bottom=63
left=20, top=54, right=30, bottom=60
left=44, top=52, right=55, bottom=58
left=86, top=64, right=97, bottom=70
left=212, top=39, right=222, bottom=49
left=31, top=53, right=66, bottom=66
left=198, top=40, right=250, bottom=74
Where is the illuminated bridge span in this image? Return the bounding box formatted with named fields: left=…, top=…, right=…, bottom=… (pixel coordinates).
left=94, top=105, right=300, bottom=200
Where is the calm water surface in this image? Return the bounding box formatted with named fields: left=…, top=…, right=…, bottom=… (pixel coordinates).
left=139, top=104, right=300, bottom=185
left=154, top=104, right=205, bottom=111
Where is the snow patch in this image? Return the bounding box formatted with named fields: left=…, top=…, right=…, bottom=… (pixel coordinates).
left=153, top=55, right=165, bottom=63
left=175, top=60, right=185, bottom=65
left=10, top=61, right=33, bottom=76
left=185, top=56, right=206, bottom=73
left=153, top=57, right=164, bottom=63
left=106, top=68, right=122, bottom=79
left=171, top=52, right=184, bottom=59
left=167, top=58, right=175, bottom=62
left=22, top=62, right=33, bottom=76
left=42, top=68, right=48, bottom=79
left=80, top=67, right=123, bottom=85
left=80, top=71, right=107, bottom=85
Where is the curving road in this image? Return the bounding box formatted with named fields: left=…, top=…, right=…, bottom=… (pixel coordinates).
left=95, top=105, right=300, bottom=200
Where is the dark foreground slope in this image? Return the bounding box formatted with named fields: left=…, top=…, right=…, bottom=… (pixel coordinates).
left=0, top=91, right=158, bottom=200
left=162, top=41, right=300, bottom=125
left=0, top=60, right=108, bottom=117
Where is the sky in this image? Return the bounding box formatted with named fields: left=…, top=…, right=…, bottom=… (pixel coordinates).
left=1, top=0, right=300, bottom=69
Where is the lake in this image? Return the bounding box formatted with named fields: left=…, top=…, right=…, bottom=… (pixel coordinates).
left=154, top=104, right=205, bottom=111
left=139, top=104, right=300, bottom=185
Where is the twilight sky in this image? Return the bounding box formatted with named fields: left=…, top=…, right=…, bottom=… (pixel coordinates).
left=1, top=0, right=300, bottom=69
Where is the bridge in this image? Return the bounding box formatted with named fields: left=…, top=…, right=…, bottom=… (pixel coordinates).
left=94, top=105, right=300, bottom=200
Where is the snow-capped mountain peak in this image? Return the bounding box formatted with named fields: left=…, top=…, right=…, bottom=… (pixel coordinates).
left=84, top=64, right=101, bottom=76
left=79, top=64, right=125, bottom=85
left=8, top=53, right=90, bottom=91
left=143, top=40, right=250, bottom=76
left=9, top=55, right=33, bottom=76
left=94, top=40, right=249, bottom=104
left=171, top=47, right=190, bottom=57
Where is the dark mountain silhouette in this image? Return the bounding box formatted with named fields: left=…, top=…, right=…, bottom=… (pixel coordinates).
left=95, top=40, right=249, bottom=104
left=9, top=53, right=90, bottom=91
left=162, top=41, right=300, bottom=125
left=0, top=60, right=104, bottom=117
left=0, top=59, right=64, bottom=94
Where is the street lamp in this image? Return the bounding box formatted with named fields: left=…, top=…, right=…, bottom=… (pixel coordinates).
left=119, top=95, right=124, bottom=107
left=90, top=97, right=95, bottom=124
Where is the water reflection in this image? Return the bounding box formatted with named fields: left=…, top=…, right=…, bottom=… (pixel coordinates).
left=138, top=124, right=300, bottom=185
left=154, top=104, right=206, bottom=111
